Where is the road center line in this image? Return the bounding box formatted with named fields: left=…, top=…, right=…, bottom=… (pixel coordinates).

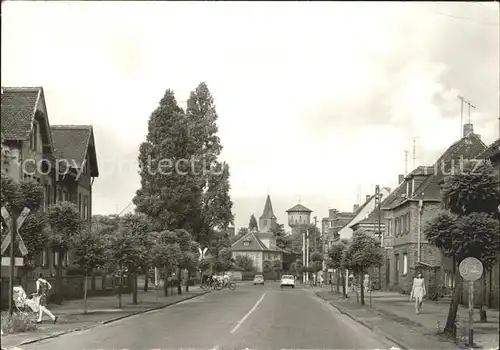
left=230, top=292, right=266, bottom=334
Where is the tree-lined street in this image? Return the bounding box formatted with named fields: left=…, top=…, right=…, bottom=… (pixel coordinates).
left=20, top=284, right=396, bottom=350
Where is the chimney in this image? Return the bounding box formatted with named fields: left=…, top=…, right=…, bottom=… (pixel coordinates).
left=463, top=123, right=474, bottom=137
left=329, top=209, right=338, bottom=218
left=398, top=174, right=404, bottom=184
left=365, top=195, right=370, bottom=202
left=353, top=204, right=359, bottom=212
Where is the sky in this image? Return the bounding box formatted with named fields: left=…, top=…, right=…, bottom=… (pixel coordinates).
left=2, top=2, right=499, bottom=232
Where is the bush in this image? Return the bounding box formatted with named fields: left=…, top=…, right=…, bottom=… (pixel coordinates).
left=1, top=311, right=38, bottom=334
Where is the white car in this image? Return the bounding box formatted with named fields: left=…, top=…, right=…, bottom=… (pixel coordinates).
left=280, top=275, right=295, bottom=288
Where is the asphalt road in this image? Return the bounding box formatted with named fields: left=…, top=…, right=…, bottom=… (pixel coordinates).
left=23, top=282, right=397, bottom=350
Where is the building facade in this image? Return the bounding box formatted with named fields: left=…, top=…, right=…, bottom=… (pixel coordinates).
left=322, top=208, right=356, bottom=249
left=338, top=188, right=391, bottom=240
left=1, top=86, right=99, bottom=278
left=231, top=196, right=284, bottom=272
left=381, top=124, right=487, bottom=294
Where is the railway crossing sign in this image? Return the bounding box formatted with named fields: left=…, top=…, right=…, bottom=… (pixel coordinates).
left=198, top=247, right=208, bottom=261
left=459, top=257, right=483, bottom=281
left=1, top=206, right=30, bottom=257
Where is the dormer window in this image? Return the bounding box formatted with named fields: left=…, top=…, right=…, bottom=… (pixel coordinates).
left=406, top=179, right=413, bottom=197
left=243, top=239, right=251, bottom=246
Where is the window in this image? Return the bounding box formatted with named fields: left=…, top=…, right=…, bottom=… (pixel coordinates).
left=243, top=239, right=250, bottom=246
left=64, top=253, right=70, bottom=267
left=403, top=253, right=408, bottom=275
left=387, top=219, right=392, bottom=236
left=57, top=188, right=62, bottom=202
left=42, top=249, right=47, bottom=267
left=45, top=185, right=51, bottom=207
left=78, top=193, right=82, bottom=215
left=42, top=186, right=47, bottom=211
left=86, top=196, right=90, bottom=220
left=406, top=180, right=413, bottom=197
left=30, top=122, right=38, bottom=151
left=406, top=213, right=411, bottom=233
left=83, top=196, right=88, bottom=220
left=53, top=251, right=59, bottom=267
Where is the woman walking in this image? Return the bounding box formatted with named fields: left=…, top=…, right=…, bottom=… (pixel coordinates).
left=410, top=272, right=426, bottom=314
left=35, top=273, right=58, bottom=324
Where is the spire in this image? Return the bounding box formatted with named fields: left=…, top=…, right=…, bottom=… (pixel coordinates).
left=261, top=194, right=276, bottom=219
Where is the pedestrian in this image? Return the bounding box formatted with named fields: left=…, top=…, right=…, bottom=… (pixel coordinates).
left=35, top=273, right=58, bottom=324
left=410, top=271, right=426, bottom=314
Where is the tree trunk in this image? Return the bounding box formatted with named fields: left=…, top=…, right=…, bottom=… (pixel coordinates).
left=177, top=267, right=182, bottom=295
left=83, top=271, right=88, bottom=314
left=479, top=271, right=487, bottom=322
left=55, top=252, right=65, bottom=304
left=359, top=273, right=365, bottom=306
left=118, top=268, right=123, bottom=309
left=444, top=267, right=462, bottom=337
left=143, top=265, right=149, bottom=292
left=185, top=270, right=191, bottom=293
left=132, top=272, right=138, bottom=305
left=163, top=267, right=169, bottom=296
left=336, top=270, right=340, bottom=293
left=487, top=269, right=493, bottom=308
left=341, top=270, right=347, bottom=298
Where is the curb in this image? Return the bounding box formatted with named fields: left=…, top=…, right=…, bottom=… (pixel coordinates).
left=315, top=294, right=409, bottom=350
left=18, top=290, right=210, bottom=346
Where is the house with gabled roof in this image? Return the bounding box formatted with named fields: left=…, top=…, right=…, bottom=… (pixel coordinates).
left=381, top=123, right=487, bottom=294
left=322, top=208, right=356, bottom=249
left=1, top=86, right=99, bottom=276
left=231, top=195, right=285, bottom=272
left=337, top=188, right=391, bottom=240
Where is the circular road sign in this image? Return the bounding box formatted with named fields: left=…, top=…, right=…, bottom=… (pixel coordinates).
left=459, top=257, right=483, bottom=281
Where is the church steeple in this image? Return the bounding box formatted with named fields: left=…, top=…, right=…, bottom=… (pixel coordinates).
left=259, top=194, right=277, bottom=232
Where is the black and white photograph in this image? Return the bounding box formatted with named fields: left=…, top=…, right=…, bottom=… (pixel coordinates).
left=1, top=1, right=499, bottom=349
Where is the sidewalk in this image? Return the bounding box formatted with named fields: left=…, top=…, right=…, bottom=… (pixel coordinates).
left=1, top=286, right=209, bottom=349
left=314, top=287, right=499, bottom=350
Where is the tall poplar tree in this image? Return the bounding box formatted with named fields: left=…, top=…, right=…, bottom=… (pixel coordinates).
left=186, top=82, right=233, bottom=247
left=133, top=90, right=199, bottom=230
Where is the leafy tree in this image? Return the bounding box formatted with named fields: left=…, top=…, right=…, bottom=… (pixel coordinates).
left=151, top=230, right=183, bottom=296
left=235, top=255, right=254, bottom=272
left=292, top=259, right=303, bottom=280
left=48, top=201, right=84, bottom=304
left=231, top=227, right=248, bottom=244
left=424, top=160, right=500, bottom=335
left=173, top=229, right=200, bottom=294
left=342, top=231, right=383, bottom=305
left=213, top=247, right=234, bottom=273
left=133, top=89, right=196, bottom=231
left=271, top=223, right=289, bottom=250
left=105, top=225, right=149, bottom=307
left=120, top=213, right=153, bottom=300
left=0, top=175, right=46, bottom=291
left=327, top=241, right=347, bottom=295
left=272, top=259, right=283, bottom=279
left=72, top=228, right=107, bottom=313
left=307, top=224, right=322, bottom=253
left=249, top=214, right=258, bottom=231
left=91, top=214, right=120, bottom=236
left=186, top=83, right=233, bottom=247
left=262, top=260, right=272, bottom=273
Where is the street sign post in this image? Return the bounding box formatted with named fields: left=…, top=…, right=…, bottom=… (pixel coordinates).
left=1, top=206, right=31, bottom=315
left=459, top=257, right=484, bottom=347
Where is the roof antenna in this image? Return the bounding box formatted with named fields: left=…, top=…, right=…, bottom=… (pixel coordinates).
left=404, top=150, right=408, bottom=176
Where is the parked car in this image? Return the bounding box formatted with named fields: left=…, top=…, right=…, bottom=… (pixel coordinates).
left=253, top=275, right=265, bottom=285
left=280, top=275, right=295, bottom=288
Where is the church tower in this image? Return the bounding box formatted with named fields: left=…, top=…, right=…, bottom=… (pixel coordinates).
left=259, top=195, right=277, bottom=232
